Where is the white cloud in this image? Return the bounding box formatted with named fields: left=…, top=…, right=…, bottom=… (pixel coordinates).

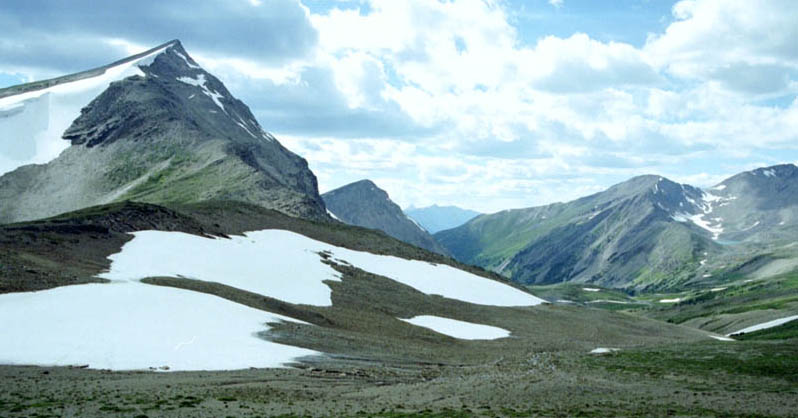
left=268, top=0, right=798, bottom=209
left=548, top=0, right=564, bottom=8
left=2, top=0, right=797, bottom=210
left=645, top=0, right=798, bottom=95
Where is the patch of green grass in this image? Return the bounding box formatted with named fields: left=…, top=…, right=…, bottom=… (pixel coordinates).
left=587, top=341, right=798, bottom=384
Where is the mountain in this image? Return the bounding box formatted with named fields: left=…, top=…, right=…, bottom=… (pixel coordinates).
left=322, top=180, right=450, bottom=255
left=405, top=205, right=481, bottom=234
left=437, top=174, right=723, bottom=290
left=437, top=165, right=798, bottom=291
left=0, top=40, right=326, bottom=223
left=692, top=164, right=798, bottom=244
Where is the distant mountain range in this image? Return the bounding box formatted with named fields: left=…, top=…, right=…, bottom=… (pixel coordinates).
left=436, top=165, right=798, bottom=291
left=0, top=40, right=326, bottom=223
left=322, top=180, right=450, bottom=255
left=405, top=205, right=481, bottom=234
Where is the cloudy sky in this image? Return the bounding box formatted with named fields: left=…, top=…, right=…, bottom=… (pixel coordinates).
left=2, top=0, right=797, bottom=213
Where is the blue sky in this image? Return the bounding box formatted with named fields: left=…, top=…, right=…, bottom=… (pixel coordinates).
left=1, top=0, right=797, bottom=212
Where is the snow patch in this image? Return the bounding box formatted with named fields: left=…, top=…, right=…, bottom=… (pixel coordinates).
left=582, top=287, right=600, bottom=292
left=590, top=348, right=619, bottom=354
left=710, top=287, right=726, bottom=292
left=742, top=221, right=760, bottom=231
left=586, top=299, right=633, bottom=305
left=176, top=74, right=227, bottom=113
left=100, top=230, right=546, bottom=308
left=763, top=169, right=776, bottom=178
left=659, top=298, right=682, bottom=303
left=173, top=50, right=201, bottom=69
left=0, top=282, right=317, bottom=371
left=687, top=212, right=724, bottom=240
left=400, top=316, right=510, bottom=340
left=727, top=315, right=798, bottom=336
left=709, top=335, right=735, bottom=342
left=326, top=209, right=340, bottom=221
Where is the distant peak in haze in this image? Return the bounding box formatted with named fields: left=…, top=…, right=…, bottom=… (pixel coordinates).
left=405, top=205, right=481, bottom=234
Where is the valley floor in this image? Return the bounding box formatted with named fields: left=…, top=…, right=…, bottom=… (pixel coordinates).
left=1, top=339, right=795, bottom=417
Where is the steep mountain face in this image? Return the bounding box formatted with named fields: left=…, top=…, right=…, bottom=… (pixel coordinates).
left=405, top=205, right=481, bottom=234
left=0, top=40, right=326, bottom=223
left=437, top=175, right=724, bottom=290
left=694, top=164, right=798, bottom=244
left=322, top=180, right=450, bottom=255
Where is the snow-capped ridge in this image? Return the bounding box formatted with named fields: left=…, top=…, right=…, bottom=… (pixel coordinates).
left=0, top=40, right=179, bottom=175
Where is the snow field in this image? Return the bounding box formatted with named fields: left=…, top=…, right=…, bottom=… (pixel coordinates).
left=100, top=229, right=547, bottom=307
left=0, top=282, right=318, bottom=371
left=399, top=316, right=510, bottom=340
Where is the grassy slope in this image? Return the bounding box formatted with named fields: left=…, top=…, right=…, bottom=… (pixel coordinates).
left=639, top=272, right=798, bottom=335
left=1, top=339, right=795, bottom=417
left=1, top=199, right=796, bottom=416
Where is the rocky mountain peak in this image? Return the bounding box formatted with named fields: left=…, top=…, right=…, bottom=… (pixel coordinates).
left=0, top=40, right=327, bottom=223
left=322, top=180, right=449, bottom=255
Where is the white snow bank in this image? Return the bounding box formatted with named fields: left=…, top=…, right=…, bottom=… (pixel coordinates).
left=710, top=287, right=727, bottom=292
left=709, top=335, right=735, bottom=342
left=99, top=230, right=342, bottom=306
left=586, top=299, right=634, bottom=305
left=326, top=209, right=341, bottom=221
left=100, top=229, right=546, bottom=307
left=659, top=298, right=682, bottom=303
left=0, top=282, right=317, bottom=371
left=582, top=287, right=600, bottom=292
left=0, top=43, right=171, bottom=176
left=589, top=348, right=619, bottom=354
left=727, top=315, right=798, bottom=336
left=687, top=213, right=724, bottom=240
left=400, top=315, right=510, bottom=340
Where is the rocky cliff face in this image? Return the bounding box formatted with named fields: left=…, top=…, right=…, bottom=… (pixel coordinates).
left=0, top=40, right=327, bottom=223
left=323, top=180, right=450, bottom=255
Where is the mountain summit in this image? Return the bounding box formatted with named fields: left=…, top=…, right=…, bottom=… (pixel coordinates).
left=322, top=180, right=450, bottom=255
left=0, top=40, right=326, bottom=223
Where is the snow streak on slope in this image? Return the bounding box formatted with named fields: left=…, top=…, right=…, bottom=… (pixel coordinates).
left=100, top=229, right=546, bottom=307
left=671, top=190, right=736, bottom=240
left=0, top=44, right=172, bottom=176
left=727, top=315, right=798, bottom=336
left=400, top=316, right=510, bottom=340
left=176, top=73, right=226, bottom=113
left=0, top=282, right=318, bottom=371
